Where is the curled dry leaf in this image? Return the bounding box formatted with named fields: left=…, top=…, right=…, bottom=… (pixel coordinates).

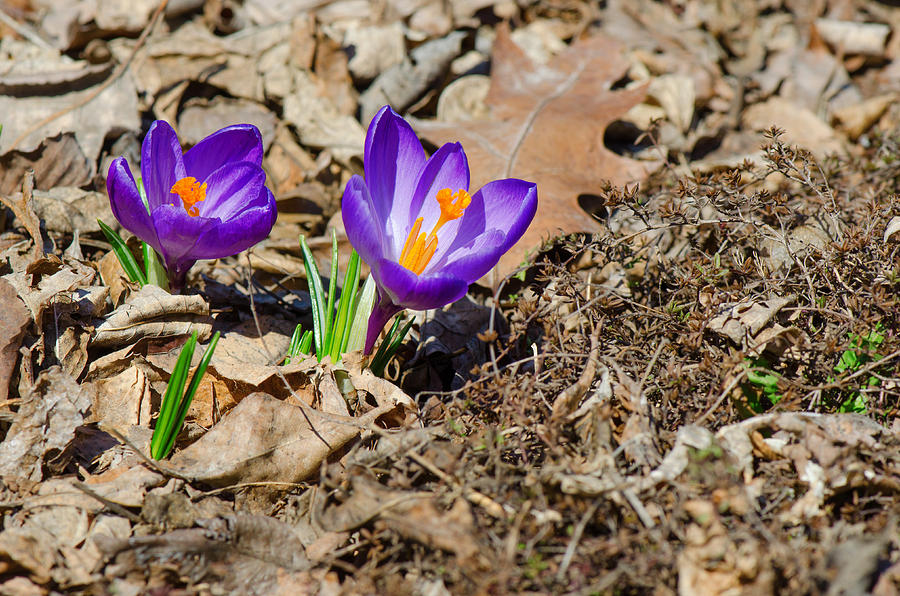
left=92, top=285, right=212, bottom=349
left=3, top=255, right=97, bottom=336
left=0, top=133, right=92, bottom=197
left=742, top=97, right=845, bottom=157
left=815, top=18, right=890, bottom=57
left=30, top=187, right=115, bottom=235
left=415, top=26, right=655, bottom=279
left=677, top=499, right=775, bottom=595
left=0, top=278, right=30, bottom=402
left=0, top=66, right=138, bottom=170
left=0, top=170, right=46, bottom=257
left=0, top=367, right=93, bottom=481
left=707, top=295, right=795, bottom=347
left=884, top=216, right=900, bottom=243
left=832, top=94, right=895, bottom=141
left=170, top=392, right=408, bottom=486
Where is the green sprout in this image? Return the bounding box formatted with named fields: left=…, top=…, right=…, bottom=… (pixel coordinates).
left=827, top=324, right=884, bottom=413
left=150, top=330, right=220, bottom=459
left=288, top=232, right=410, bottom=374
left=740, top=357, right=783, bottom=414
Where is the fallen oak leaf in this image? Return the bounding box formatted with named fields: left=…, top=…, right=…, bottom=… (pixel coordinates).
left=169, top=392, right=408, bottom=486
left=414, top=25, right=658, bottom=279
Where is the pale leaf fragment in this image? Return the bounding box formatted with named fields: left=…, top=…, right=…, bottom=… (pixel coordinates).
left=815, top=18, right=890, bottom=56
left=832, top=94, right=895, bottom=141
left=885, top=216, right=900, bottom=243
left=707, top=296, right=795, bottom=346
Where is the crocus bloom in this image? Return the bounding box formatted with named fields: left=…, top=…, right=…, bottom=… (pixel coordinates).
left=107, top=120, right=277, bottom=290
left=342, top=106, right=537, bottom=353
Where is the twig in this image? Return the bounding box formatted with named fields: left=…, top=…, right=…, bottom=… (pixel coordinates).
left=8, top=0, right=170, bottom=152
left=73, top=481, right=143, bottom=523
left=194, top=481, right=310, bottom=500
left=0, top=7, right=54, bottom=49
left=557, top=502, right=598, bottom=581
left=694, top=365, right=745, bottom=426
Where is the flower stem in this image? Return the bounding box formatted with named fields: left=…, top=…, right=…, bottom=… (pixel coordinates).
left=365, top=289, right=402, bottom=355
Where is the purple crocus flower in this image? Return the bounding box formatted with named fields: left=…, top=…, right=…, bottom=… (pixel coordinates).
left=107, top=120, right=277, bottom=291
left=342, top=106, right=537, bottom=354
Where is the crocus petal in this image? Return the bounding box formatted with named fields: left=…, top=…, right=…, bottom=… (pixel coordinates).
left=140, top=120, right=186, bottom=211
left=195, top=162, right=266, bottom=221
left=150, top=204, right=217, bottom=273
left=190, top=186, right=277, bottom=260
left=375, top=259, right=468, bottom=311
left=341, top=175, right=387, bottom=271
left=403, top=142, right=470, bottom=259
left=184, top=124, right=264, bottom=182
left=430, top=228, right=506, bottom=283
left=107, top=157, right=161, bottom=250
left=437, top=178, right=537, bottom=267
left=364, top=106, right=425, bottom=247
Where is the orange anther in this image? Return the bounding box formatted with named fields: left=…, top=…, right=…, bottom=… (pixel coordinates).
left=170, top=176, right=207, bottom=217
left=399, top=188, right=470, bottom=275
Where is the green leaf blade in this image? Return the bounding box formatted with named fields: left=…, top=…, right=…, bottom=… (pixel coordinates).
left=299, top=235, right=326, bottom=361
left=151, top=331, right=198, bottom=459
left=97, top=219, right=147, bottom=286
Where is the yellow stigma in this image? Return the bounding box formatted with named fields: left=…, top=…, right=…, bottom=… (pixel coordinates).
left=399, top=188, right=470, bottom=275
left=170, top=176, right=207, bottom=217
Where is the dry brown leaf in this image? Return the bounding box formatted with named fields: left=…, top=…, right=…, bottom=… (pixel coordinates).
left=415, top=26, right=654, bottom=278
left=177, top=98, right=277, bottom=151
left=832, top=94, right=895, bottom=141
left=0, top=69, right=138, bottom=170
left=884, top=216, right=900, bottom=243
left=0, top=170, right=45, bottom=258
left=86, top=366, right=152, bottom=435
left=55, top=326, right=91, bottom=379
left=0, top=368, right=93, bottom=481
left=91, top=285, right=212, bottom=349
left=677, top=500, right=774, bottom=595
left=170, top=393, right=403, bottom=486
left=0, top=133, right=92, bottom=197
left=30, top=187, right=116, bottom=236
left=0, top=278, right=30, bottom=402
left=815, top=18, right=890, bottom=57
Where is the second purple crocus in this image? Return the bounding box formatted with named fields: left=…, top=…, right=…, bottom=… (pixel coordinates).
left=342, top=106, right=538, bottom=353
left=107, top=120, right=277, bottom=291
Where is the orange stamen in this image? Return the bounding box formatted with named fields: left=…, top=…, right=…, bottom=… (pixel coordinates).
left=399, top=217, right=423, bottom=266
left=414, top=236, right=438, bottom=275
left=398, top=188, right=471, bottom=274
left=170, top=176, right=207, bottom=217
